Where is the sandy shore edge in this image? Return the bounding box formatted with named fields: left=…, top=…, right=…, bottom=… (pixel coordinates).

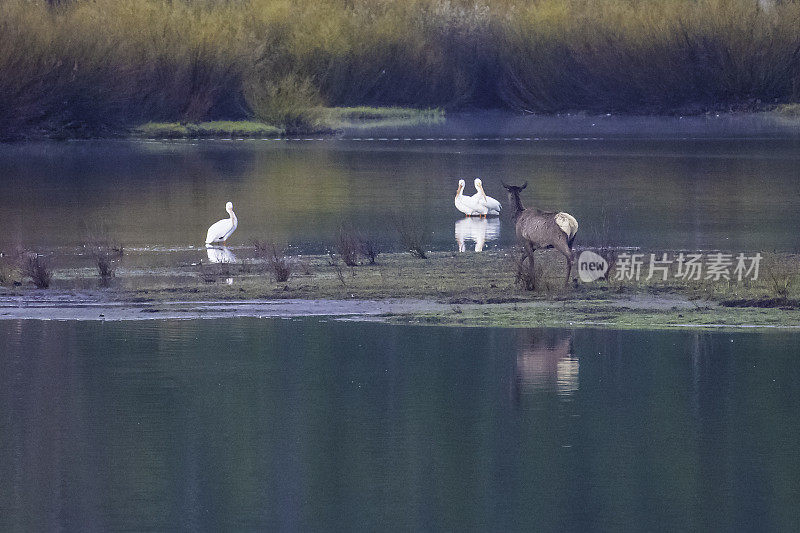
left=0, top=295, right=448, bottom=322
left=2, top=292, right=800, bottom=330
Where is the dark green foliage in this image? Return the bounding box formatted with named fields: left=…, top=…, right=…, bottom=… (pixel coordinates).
left=2, top=0, right=800, bottom=137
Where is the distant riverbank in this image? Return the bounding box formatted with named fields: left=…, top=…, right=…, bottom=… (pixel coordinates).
left=130, top=107, right=444, bottom=140
left=5, top=105, right=800, bottom=142
left=3, top=0, right=800, bottom=140
left=127, top=105, right=800, bottom=140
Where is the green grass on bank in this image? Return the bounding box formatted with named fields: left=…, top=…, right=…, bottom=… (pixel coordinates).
left=2, top=248, right=799, bottom=329
left=133, top=107, right=444, bottom=138
left=774, top=104, right=800, bottom=118
left=4, top=248, right=799, bottom=305
left=393, top=301, right=800, bottom=330
left=322, top=107, right=444, bottom=122
left=322, top=107, right=445, bottom=131
left=134, top=121, right=283, bottom=138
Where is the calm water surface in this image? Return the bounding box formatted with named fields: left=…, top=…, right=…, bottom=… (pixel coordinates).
left=1, top=114, right=799, bottom=254
left=1, top=319, right=799, bottom=531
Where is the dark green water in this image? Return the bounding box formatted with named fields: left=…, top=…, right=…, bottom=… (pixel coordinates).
left=1, top=114, right=799, bottom=254
left=2, top=319, right=799, bottom=531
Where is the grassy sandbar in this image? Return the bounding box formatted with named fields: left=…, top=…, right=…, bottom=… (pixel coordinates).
left=133, top=121, right=283, bottom=139
left=133, top=107, right=444, bottom=139
left=2, top=248, right=799, bottom=329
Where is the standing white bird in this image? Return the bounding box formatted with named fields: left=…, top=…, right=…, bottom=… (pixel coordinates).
left=205, top=201, right=238, bottom=245
left=471, top=178, right=502, bottom=215
left=454, top=179, right=487, bottom=216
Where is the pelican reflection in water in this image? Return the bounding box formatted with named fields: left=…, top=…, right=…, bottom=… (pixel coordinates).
left=455, top=217, right=500, bottom=252
left=205, top=245, right=237, bottom=264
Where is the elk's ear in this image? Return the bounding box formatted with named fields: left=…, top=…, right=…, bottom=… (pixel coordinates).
left=501, top=180, right=509, bottom=190
left=521, top=181, right=528, bottom=190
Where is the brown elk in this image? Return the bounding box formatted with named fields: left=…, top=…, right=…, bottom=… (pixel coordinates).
left=502, top=181, right=578, bottom=286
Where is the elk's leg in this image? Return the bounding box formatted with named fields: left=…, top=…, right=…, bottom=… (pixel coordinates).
left=555, top=238, right=574, bottom=287
left=564, top=254, right=573, bottom=287
left=523, top=242, right=536, bottom=267
left=523, top=242, right=537, bottom=286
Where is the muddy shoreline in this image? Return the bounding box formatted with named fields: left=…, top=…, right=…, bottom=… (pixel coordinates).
left=2, top=291, right=799, bottom=330
left=0, top=294, right=447, bottom=322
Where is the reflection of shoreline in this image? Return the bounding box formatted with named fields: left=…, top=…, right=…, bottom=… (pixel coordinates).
left=205, top=245, right=237, bottom=264
left=514, top=330, right=578, bottom=398
left=455, top=218, right=500, bottom=252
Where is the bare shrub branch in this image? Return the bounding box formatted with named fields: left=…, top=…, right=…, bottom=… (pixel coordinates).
left=82, top=223, right=124, bottom=279
left=254, top=241, right=293, bottom=282
left=358, top=236, right=380, bottom=265
left=327, top=251, right=347, bottom=287
left=393, top=215, right=429, bottom=259
left=335, top=230, right=360, bottom=267
left=762, top=253, right=795, bottom=298
left=590, top=210, right=619, bottom=280
left=20, top=252, right=52, bottom=289
left=0, top=254, right=14, bottom=286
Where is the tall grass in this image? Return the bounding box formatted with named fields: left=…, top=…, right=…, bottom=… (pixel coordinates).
left=501, top=0, right=800, bottom=113
left=2, top=0, right=799, bottom=136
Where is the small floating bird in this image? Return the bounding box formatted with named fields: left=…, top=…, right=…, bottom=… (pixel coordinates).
left=455, top=179, right=487, bottom=216
left=205, top=201, right=238, bottom=245
left=472, top=178, right=502, bottom=216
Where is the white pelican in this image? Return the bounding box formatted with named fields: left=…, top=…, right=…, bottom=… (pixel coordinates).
left=454, top=179, right=487, bottom=216
left=205, top=201, right=238, bottom=245
left=472, top=178, right=502, bottom=215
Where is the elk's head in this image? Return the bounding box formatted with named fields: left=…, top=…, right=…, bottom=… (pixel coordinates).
left=501, top=181, right=527, bottom=206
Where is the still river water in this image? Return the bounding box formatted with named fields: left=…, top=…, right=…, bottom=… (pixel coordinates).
left=1, top=113, right=799, bottom=254
left=1, top=319, right=799, bottom=531
left=1, top=114, right=800, bottom=530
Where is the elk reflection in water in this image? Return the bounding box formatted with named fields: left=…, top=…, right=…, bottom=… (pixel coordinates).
left=454, top=217, right=500, bottom=252
left=514, top=329, right=578, bottom=400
